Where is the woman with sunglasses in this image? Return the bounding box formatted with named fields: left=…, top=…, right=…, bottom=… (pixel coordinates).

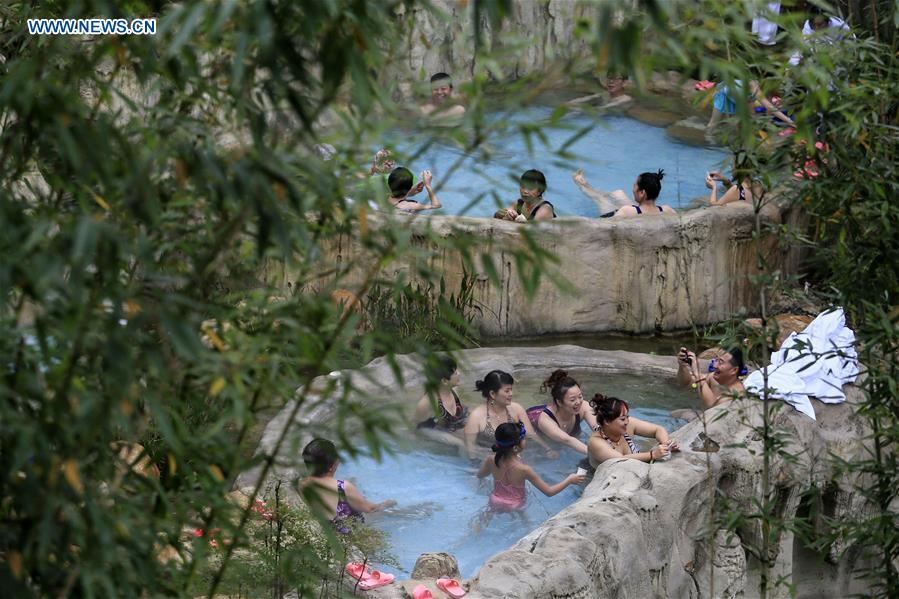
left=476, top=422, right=586, bottom=512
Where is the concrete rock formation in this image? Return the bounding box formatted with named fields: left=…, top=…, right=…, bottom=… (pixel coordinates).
left=238, top=346, right=873, bottom=598
left=269, top=201, right=797, bottom=337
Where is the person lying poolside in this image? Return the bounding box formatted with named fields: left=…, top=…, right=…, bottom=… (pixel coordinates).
left=587, top=394, right=678, bottom=467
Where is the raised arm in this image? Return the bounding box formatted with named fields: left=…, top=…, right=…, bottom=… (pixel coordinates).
left=573, top=170, right=630, bottom=214
left=750, top=81, right=792, bottom=125
left=522, top=464, right=584, bottom=497
left=344, top=481, right=395, bottom=513
left=537, top=413, right=588, bottom=455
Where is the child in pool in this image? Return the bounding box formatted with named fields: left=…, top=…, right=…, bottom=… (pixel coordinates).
left=476, top=422, right=586, bottom=512
left=299, top=438, right=396, bottom=533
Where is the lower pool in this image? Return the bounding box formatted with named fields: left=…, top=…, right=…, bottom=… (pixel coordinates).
left=339, top=372, right=696, bottom=578
left=385, top=106, right=726, bottom=217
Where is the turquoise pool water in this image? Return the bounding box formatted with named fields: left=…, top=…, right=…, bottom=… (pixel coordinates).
left=387, top=107, right=726, bottom=217
left=339, top=373, right=695, bottom=578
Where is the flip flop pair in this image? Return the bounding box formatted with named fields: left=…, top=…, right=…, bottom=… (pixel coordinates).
left=412, top=578, right=465, bottom=598
left=693, top=80, right=715, bottom=91
left=345, top=562, right=395, bottom=590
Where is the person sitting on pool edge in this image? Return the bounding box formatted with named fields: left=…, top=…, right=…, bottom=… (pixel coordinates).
left=387, top=167, right=442, bottom=213
left=587, top=394, right=678, bottom=467
left=677, top=347, right=746, bottom=409
left=299, top=438, right=396, bottom=534
left=413, top=355, right=468, bottom=454
left=421, top=72, right=466, bottom=119
left=463, top=369, right=557, bottom=460
left=525, top=369, right=599, bottom=455
left=494, top=169, right=557, bottom=222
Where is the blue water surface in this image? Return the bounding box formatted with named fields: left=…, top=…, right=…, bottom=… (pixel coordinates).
left=339, top=373, right=695, bottom=578
left=386, top=107, right=727, bottom=217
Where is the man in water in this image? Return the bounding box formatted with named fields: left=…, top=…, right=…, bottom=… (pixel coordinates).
left=421, top=72, right=466, bottom=119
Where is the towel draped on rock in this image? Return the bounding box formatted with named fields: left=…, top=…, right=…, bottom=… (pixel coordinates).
left=744, top=308, right=859, bottom=420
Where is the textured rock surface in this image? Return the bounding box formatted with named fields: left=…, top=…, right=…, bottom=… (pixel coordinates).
left=411, top=552, right=461, bottom=579
left=239, top=346, right=873, bottom=599
left=467, top=387, right=874, bottom=599
left=268, top=201, right=796, bottom=337
left=391, top=0, right=597, bottom=100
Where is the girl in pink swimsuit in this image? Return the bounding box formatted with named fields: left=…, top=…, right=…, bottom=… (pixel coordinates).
left=476, top=423, right=586, bottom=512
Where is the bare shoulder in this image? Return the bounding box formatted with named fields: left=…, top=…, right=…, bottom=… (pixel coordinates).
left=663, top=205, right=677, bottom=214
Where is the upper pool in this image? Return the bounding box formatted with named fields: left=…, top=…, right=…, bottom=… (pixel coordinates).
left=338, top=371, right=695, bottom=578
left=388, top=107, right=726, bottom=217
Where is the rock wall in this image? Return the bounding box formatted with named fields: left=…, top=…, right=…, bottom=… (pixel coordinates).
left=468, top=384, right=874, bottom=599
left=238, top=346, right=874, bottom=598
left=391, top=0, right=601, bottom=100
left=267, top=202, right=794, bottom=337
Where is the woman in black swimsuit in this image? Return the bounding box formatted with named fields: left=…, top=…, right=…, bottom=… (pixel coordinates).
left=414, top=355, right=468, bottom=454
left=705, top=154, right=757, bottom=206
left=526, top=369, right=599, bottom=455
left=495, top=170, right=557, bottom=222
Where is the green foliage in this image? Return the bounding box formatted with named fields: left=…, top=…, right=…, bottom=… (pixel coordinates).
left=364, top=272, right=481, bottom=352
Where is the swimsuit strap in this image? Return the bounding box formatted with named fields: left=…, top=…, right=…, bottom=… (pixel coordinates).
left=600, top=429, right=637, bottom=454
left=738, top=185, right=746, bottom=201
left=518, top=199, right=556, bottom=220
left=543, top=406, right=580, bottom=437
left=657, top=205, right=663, bottom=212
left=484, top=404, right=513, bottom=437
left=632, top=204, right=642, bottom=214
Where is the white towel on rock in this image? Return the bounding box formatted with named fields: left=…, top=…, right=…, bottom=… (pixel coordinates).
left=744, top=308, right=858, bottom=420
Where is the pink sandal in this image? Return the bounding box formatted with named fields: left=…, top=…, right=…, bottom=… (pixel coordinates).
left=412, top=584, right=434, bottom=599
left=345, top=562, right=368, bottom=580
left=358, top=569, right=395, bottom=590
left=436, top=577, right=466, bottom=598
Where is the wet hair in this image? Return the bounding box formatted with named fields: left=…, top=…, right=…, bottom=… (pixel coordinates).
left=388, top=167, right=414, bottom=197
left=635, top=169, right=665, bottom=200
left=520, top=169, right=547, bottom=194
left=590, top=393, right=630, bottom=425
left=475, top=370, right=514, bottom=399
left=726, top=348, right=745, bottom=373
left=427, top=355, right=457, bottom=383
left=430, top=72, right=453, bottom=87
left=540, top=369, right=580, bottom=405
left=492, top=422, right=526, bottom=466
left=302, top=438, right=339, bottom=476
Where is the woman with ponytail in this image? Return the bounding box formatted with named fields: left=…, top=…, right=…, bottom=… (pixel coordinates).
left=587, top=393, right=679, bottom=467
left=525, top=369, right=599, bottom=455
left=463, top=370, right=556, bottom=461
left=476, top=422, right=586, bottom=512
left=610, top=169, right=676, bottom=218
